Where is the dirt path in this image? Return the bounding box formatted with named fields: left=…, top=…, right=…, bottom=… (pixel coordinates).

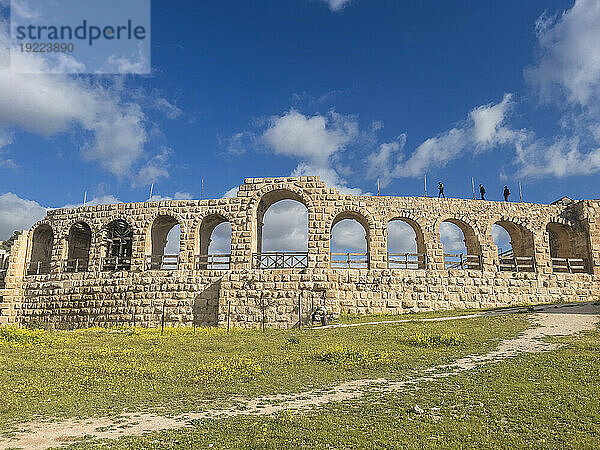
left=2, top=303, right=598, bottom=450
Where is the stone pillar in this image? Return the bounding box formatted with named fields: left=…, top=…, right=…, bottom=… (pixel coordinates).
left=534, top=230, right=553, bottom=275
left=0, top=231, right=29, bottom=325
left=369, top=220, right=387, bottom=270
left=306, top=205, right=323, bottom=269
left=478, top=233, right=497, bottom=273
left=51, top=231, right=66, bottom=274
left=575, top=201, right=600, bottom=276
left=230, top=217, right=252, bottom=271
left=88, top=227, right=104, bottom=273
left=427, top=232, right=445, bottom=271
left=315, top=202, right=334, bottom=269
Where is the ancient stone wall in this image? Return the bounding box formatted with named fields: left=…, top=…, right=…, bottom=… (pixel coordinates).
left=1, top=176, right=599, bottom=329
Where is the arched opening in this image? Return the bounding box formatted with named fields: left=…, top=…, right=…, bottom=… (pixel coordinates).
left=28, top=224, right=53, bottom=275
left=330, top=212, right=369, bottom=269
left=254, top=190, right=309, bottom=269
left=65, top=222, right=91, bottom=272
left=440, top=219, right=482, bottom=270
left=547, top=222, right=590, bottom=273
left=198, top=214, right=232, bottom=270
left=387, top=218, right=426, bottom=269
left=102, top=219, right=133, bottom=271
left=148, top=215, right=181, bottom=270
left=493, top=221, right=535, bottom=272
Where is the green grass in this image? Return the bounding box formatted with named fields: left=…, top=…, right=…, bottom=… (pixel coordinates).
left=0, top=314, right=528, bottom=432
left=69, top=325, right=600, bottom=449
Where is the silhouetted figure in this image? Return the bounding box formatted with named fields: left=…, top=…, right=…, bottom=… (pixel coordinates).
left=503, top=185, right=510, bottom=202
left=438, top=182, right=445, bottom=199
left=479, top=184, right=486, bottom=200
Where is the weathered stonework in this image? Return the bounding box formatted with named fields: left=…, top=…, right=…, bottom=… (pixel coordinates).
left=1, top=176, right=599, bottom=329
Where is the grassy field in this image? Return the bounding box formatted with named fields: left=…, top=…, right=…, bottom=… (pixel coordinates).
left=79, top=327, right=600, bottom=449
left=0, top=314, right=529, bottom=433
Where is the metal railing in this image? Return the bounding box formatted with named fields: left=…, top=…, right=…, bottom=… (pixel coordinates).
left=147, top=254, right=179, bottom=270
left=27, top=261, right=51, bottom=275
left=253, top=252, right=308, bottom=269
left=387, top=252, right=427, bottom=269
left=331, top=252, right=368, bottom=269
left=444, top=253, right=482, bottom=270
left=498, top=255, right=535, bottom=272
left=64, top=258, right=89, bottom=273
left=551, top=257, right=587, bottom=274
left=196, top=254, right=231, bottom=270
left=101, top=256, right=131, bottom=272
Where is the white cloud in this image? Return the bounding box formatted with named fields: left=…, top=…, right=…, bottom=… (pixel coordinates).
left=262, top=109, right=358, bottom=166
left=147, top=191, right=194, bottom=202
left=164, top=226, right=181, bottom=255
left=387, top=220, right=417, bottom=253
left=526, top=0, right=600, bottom=107
left=319, top=0, right=353, bottom=12
left=492, top=224, right=511, bottom=253
left=0, top=192, right=46, bottom=240
left=0, top=22, right=176, bottom=179
left=366, top=135, right=406, bottom=187
left=291, top=162, right=364, bottom=195
left=261, top=200, right=308, bottom=252
left=9, top=0, right=41, bottom=20
left=154, top=97, right=183, bottom=120
left=208, top=222, right=232, bottom=254
left=98, top=48, right=150, bottom=75
left=439, top=222, right=467, bottom=255
left=515, top=0, right=600, bottom=179
left=262, top=109, right=366, bottom=194
left=515, top=136, right=600, bottom=178
left=331, top=219, right=367, bottom=253
left=134, top=147, right=171, bottom=187
left=389, top=94, right=528, bottom=178
left=174, top=191, right=193, bottom=200
left=223, top=187, right=239, bottom=198
left=62, top=195, right=121, bottom=209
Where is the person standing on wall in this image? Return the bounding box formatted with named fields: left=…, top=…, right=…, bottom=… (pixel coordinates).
left=503, top=185, right=510, bottom=202
left=438, top=182, right=445, bottom=199
left=479, top=184, right=486, bottom=200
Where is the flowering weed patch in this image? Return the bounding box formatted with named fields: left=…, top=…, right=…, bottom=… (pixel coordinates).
left=0, top=327, right=46, bottom=347
left=314, top=345, right=396, bottom=369
left=0, top=313, right=528, bottom=431
left=403, top=331, right=464, bottom=347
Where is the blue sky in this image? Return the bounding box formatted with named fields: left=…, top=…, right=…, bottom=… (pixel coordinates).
left=1, top=0, right=599, bottom=253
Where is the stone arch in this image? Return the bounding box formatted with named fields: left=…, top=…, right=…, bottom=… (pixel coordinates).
left=329, top=208, right=372, bottom=269
left=147, top=214, right=182, bottom=270
left=27, top=221, right=54, bottom=275
left=437, top=217, right=482, bottom=270
left=101, top=218, right=134, bottom=271
left=491, top=218, right=536, bottom=257
left=198, top=213, right=231, bottom=255
left=387, top=216, right=426, bottom=269
left=546, top=220, right=591, bottom=272
left=490, top=218, right=536, bottom=272
left=196, top=212, right=233, bottom=270
left=65, top=221, right=92, bottom=272
left=251, top=187, right=314, bottom=254
left=60, top=216, right=98, bottom=239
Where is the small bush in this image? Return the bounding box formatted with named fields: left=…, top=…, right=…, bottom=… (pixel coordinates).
left=287, top=335, right=300, bottom=345
left=314, top=345, right=394, bottom=369
left=0, top=327, right=46, bottom=347
left=403, top=332, right=464, bottom=348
